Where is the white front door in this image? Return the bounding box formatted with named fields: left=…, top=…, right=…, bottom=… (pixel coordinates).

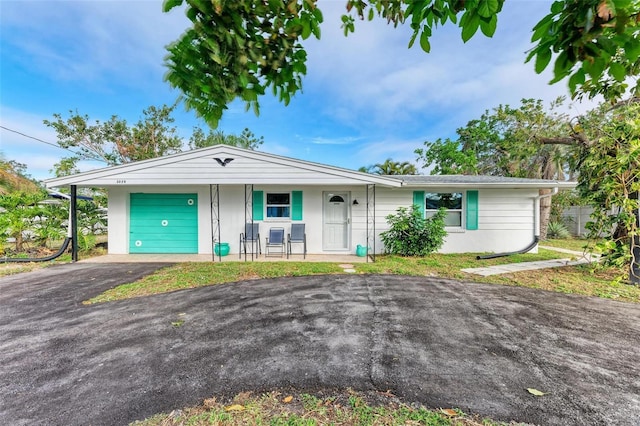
left=323, top=191, right=350, bottom=250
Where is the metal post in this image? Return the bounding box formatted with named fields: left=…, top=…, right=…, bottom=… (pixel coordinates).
left=210, top=184, right=221, bottom=262
left=216, top=184, right=221, bottom=261
left=70, top=185, right=78, bottom=262
left=366, top=184, right=376, bottom=262
left=244, top=184, right=254, bottom=261
left=631, top=192, right=640, bottom=285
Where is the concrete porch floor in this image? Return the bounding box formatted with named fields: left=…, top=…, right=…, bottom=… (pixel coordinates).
left=79, top=253, right=371, bottom=263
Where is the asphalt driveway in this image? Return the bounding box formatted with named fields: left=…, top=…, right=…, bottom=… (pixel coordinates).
left=0, top=263, right=639, bottom=426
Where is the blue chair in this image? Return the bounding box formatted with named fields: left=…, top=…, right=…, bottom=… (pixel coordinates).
left=265, top=227, right=285, bottom=257
left=239, top=223, right=260, bottom=258
left=287, top=223, right=306, bottom=259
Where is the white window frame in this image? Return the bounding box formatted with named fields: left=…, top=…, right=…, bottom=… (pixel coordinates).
left=265, top=192, right=291, bottom=220
left=425, top=192, right=464, bottom=230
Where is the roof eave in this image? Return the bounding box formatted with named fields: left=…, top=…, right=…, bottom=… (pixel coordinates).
left=399, top=181, right=578, bottom=189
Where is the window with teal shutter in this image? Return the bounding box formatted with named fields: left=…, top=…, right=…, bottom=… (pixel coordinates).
left=291, top=191, right=303, bottom=220
left=426, top=192, right=463, bottom=226
left=466, top=190, right=479, bottom=230
left=413, top=191, right=425, bottom=217
left=253, top=191, right=264, bottom=220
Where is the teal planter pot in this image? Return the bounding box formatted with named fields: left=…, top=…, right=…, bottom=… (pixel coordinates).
left=356, top=245, right=370, bottom=257
left=214, top=242, right=230, bottom=256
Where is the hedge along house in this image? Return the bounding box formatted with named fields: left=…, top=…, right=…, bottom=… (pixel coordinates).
left=44, top=145, right=574, bottom=260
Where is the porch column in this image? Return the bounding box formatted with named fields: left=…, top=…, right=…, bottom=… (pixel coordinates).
left=210, top=184, right=221, bottom=262
left=632, top=192, right=640, bottom=285
left=366, top=184, right=376, bottom=262
left=70, top=185, right=78, bottom=262
left=244, top=184, right=255, bottom=261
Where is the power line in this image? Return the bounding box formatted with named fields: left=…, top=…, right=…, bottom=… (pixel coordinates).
left=0, top=125, right=80, bottom=156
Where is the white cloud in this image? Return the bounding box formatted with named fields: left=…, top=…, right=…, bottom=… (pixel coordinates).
left=355, top=138, right=424, bottom=166
left=1, top=1, right=189, bottom=90
left=309, top=136, right=361, bottom=145
left=302, top=0, right=599, bottom=136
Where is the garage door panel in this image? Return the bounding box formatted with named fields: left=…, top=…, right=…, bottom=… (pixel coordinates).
left=129, top=245, right=197, bottom=254
left=129, top=193, right=198, bottom=254
left=129, top=219, right=199, bottom=228
left=130, top=232, right=198, bottom=241
left=130, top=200, right=197, bottom=209
left=130, top=210, right=197, bottom=219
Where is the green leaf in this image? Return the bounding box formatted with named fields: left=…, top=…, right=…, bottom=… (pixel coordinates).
left=531, top=16, right=552, bottom=42
left=461, top=12, right=480, bottom=42
left=408, top=31, right=418, bottom=48
left=311, top=22, right=321, bottom=39
left=312, top=7, right=323, bottom=23
left=301, top=18, right=312, bottom=39
left=552, top=50, right=573, bottom=81
left=527, top=388, right=547, bottom=396
left=419, top=30, right=431, bottom=53
left=478, top=0, right=499, bottom=18
left=238, top=73, right=249, bottom=88
left=624, top=40, right=640, bottom=62
left=610, top=62, right=627, bottom=82
left=568, top=68, right=586, bottom=94
left=585, top=56, right=606, bottom=80
left=480, top=15, right=497, bottom=37
left=162, top=0, right=184, bottom=12
left=550, top=1, right=564, bottom=14
left=535, top=48, right=553, bottom=74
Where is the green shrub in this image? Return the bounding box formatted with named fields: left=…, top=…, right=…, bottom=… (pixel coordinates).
left=380, top=206, right=447, bottom=256
left=77, top=233, right=96, bottom=253
left=547, top=221, right=572, bottom=239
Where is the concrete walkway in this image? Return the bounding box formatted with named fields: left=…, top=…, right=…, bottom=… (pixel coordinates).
left=461, top=245, right=599, bottom=277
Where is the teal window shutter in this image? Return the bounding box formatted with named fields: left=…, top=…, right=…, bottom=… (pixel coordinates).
left=466, top=190, right=479, bottom=230
left=253, top=190, right=264, bottom=220
left=413, top=191, right=425, bottom=217
left=291, top=191, right=303, bottom=220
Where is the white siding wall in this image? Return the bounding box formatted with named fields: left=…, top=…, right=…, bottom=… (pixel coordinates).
left=374, top=188, right=539, bottom=254
left=108, top=185, right=368, bottom=255
left=107, top=185, right=539, bottom=255
left=84, top=156, right=386, bottom=186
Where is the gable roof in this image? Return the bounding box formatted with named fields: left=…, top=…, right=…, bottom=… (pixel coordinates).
left=44, top=145, right=403, bottom=188
left=388, top=175, right=577, bottom=189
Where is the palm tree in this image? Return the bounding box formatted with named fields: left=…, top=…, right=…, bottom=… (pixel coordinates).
left=360, top=158, right=418, bottom=175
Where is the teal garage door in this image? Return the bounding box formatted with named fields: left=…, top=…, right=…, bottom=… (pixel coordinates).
left=129, top=193, right=198, bottom=253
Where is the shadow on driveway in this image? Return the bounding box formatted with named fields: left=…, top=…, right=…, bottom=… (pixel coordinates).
left=1, top=263, right=639, bottom=425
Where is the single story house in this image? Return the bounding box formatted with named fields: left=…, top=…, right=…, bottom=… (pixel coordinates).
left=44, top=145, right=575, bottom=259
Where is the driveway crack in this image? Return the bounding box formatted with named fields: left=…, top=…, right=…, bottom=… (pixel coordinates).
left=363, top=275, right=383, bottom=392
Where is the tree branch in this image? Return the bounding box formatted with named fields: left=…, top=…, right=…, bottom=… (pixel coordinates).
left=607, top=96, right=640, bottom=113
left=537, top=133, right=590, bottom=147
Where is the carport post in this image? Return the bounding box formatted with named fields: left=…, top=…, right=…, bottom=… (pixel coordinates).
left=631, top=192, right=640, bottom=285
left=70, top=185, right=78, bottom=262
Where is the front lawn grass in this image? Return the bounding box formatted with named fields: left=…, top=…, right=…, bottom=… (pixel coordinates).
left=85, top=248, right=640, bottom=305
left=132, top=390, right=512, bottom=426
left=85, top=261, right=344, bottom=304
left=540, top=238, right=602, bottom=253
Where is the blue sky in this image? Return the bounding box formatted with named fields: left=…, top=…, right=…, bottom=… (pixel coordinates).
left=1, top=0, right=598, bottom=181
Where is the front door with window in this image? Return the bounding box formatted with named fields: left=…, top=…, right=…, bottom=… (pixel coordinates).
left=323, top=192, right=350, bottom=250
